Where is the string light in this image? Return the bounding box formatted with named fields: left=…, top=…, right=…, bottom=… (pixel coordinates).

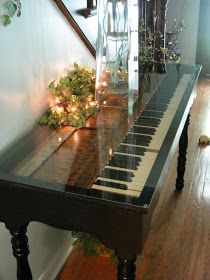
left=89, top=101, right=96, bottom=106
left=102, top=81, right=107, bottom=87
left=56, top=106, right=63, bottom=113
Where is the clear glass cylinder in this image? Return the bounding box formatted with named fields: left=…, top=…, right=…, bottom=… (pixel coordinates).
left=95, top=0, right=139, bottom=112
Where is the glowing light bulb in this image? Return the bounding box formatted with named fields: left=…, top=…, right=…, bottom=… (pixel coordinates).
left=89, top=101, right=96, bottom=106
left=71, top=107, right=76, bottom=112
left=55, top=97, right=59, bottom=103
left=56, top=106, right=63, bottom=113
left=102, top=81, right=107, bottom=87
left=58, top=137, right=62, bottom=142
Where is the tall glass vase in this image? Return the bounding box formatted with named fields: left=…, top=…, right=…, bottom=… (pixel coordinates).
left=95, top=0, right=139, bottom=114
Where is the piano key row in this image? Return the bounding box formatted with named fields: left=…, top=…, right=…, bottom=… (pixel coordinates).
left=92, top=74, right=192, bottom=196
left=93, top=151, right=158, bottom=197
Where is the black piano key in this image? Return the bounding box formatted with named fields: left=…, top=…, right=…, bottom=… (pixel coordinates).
left=151, top=93, right=172, bottom=98
left=145, top=103, right=167, bottom=112
left=129, top=126, right=156, bottom=135
left=95, top=180, right=128, bottom=190
left=112, top=153, right=141, bottom=163
left=137, top=116, right=160, bottom=123
left=109, top=154, right=141, bottom=170
left=149, top=98, right=171, bottom=105
left=149, top=94, right=172, bottom=103
left=130, top=133, right=152, bottom=140
left=100, top=168, right=134, bottom=182
left=123, top=134, right=151, bottom=146
left=127, top=133, right=152, bottom=140
left=140, top=110, right=164, bottom=118
left=117, top=145, right=146, bottom=156
left=135, top=117, right=160, bottom=127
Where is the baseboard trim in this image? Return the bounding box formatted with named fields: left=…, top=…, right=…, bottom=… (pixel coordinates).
left=38, top=233, right=74, bottom=280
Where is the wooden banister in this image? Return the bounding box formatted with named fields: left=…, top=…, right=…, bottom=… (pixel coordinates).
left=53, top=0, right=96, bottom=58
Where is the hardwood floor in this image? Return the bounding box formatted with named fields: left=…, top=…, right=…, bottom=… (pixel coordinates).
left=57, top=80, right=210, bottom=280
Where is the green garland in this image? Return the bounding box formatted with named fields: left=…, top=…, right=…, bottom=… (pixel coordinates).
left=39, top=64, right=97, bottom=129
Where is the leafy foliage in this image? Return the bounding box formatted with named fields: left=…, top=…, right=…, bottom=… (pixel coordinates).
left=6, top=1, right=17, bottom=17
left=38, top=64, right=96, bottom=129
left=2, top=15, right=11, bottom=26
left=139, top=18, right=185, bottom=67
left=1, top=1, right=21, bottom=27
left=72, top=231, right=117, bottom=261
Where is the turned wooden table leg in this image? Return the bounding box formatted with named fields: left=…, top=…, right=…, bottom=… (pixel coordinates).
left=176, top=113, right=190, bottom=190
left=117, top=256, right=136, bottom=280
left=6, top=223, right=32, bottom=280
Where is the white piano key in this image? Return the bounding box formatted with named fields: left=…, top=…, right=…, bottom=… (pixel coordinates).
left=114, top=151, right=142, bottom=158
left=92, top=184, right=141, bottom=197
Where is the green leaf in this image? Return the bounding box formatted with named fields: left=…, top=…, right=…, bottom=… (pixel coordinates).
left=2, top=15, right=11, bottom=26
left=48, top=81, right=56, bottom=90
left=38, top=114, right=49, bottom=125
left=59, top=76, right=71, bottom=89
left=6, top=1, right=17, bottom=17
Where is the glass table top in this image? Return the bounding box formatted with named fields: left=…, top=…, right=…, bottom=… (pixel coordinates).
left=0, top=64, right=201, bottom=209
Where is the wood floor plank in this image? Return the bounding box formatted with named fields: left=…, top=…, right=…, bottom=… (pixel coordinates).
left=57, top=80, right=210, bottom=280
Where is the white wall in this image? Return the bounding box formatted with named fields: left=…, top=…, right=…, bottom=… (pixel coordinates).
left=0, top=0, right=95, bottom=279
left=166, top=0, right=200, bottom=64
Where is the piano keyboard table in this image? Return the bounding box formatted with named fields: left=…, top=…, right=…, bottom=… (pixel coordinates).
left=0, top=64, right=201, bottom=280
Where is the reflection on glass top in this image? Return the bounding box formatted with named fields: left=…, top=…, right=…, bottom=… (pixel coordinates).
left=0, top=64, right=201, bottom=208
